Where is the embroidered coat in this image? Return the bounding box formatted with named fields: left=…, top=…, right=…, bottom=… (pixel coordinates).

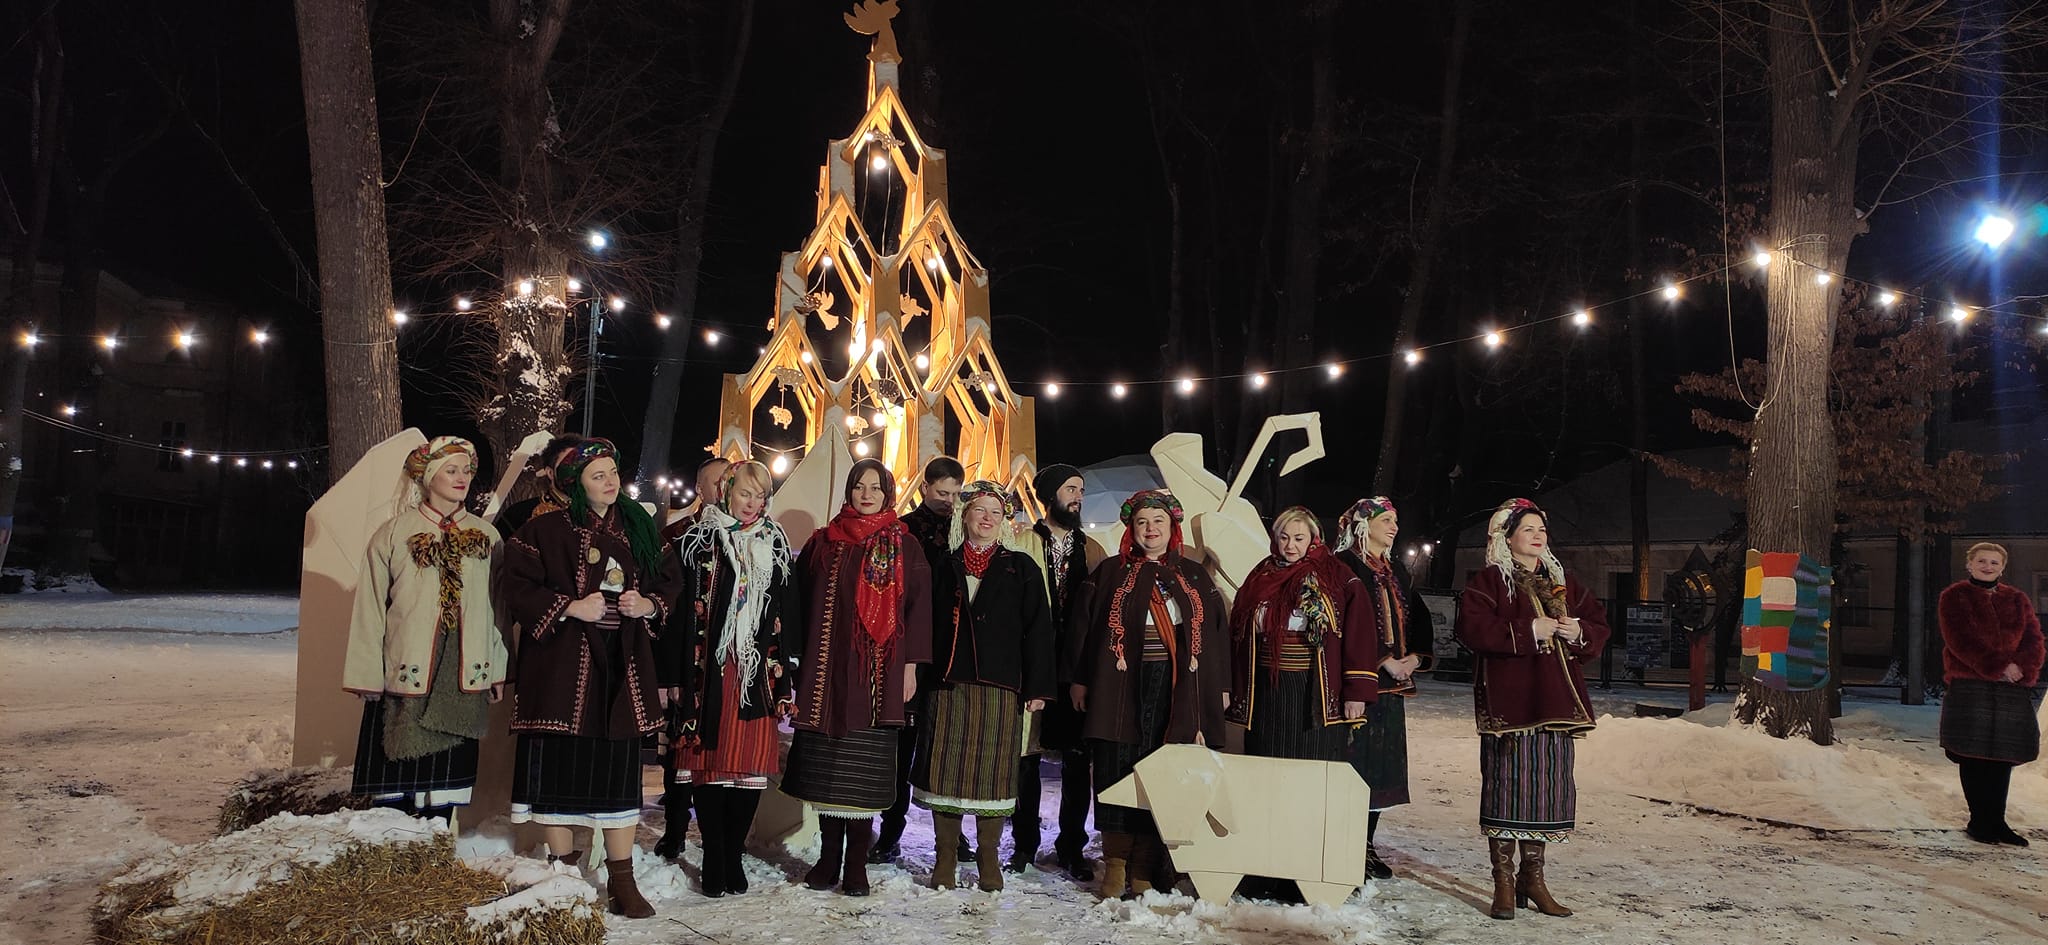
left=1337, top=548, right=1434, bottom=697
left=344, top=508, right=508, bottom=696
left=1225, top=556, right=1381, bottom=730
left=1937, top=580, right=2046, bottom=687
left=929, top=545, right=1057, bottom=701
left=1067, top=554, right=1231, bottom=748
left=1454, top=565, right=1611, bottom=735
left=502, top=507, right=684, bottom=739
left=665, top=521, right=804, bottom=749
left=1035, top=523, right=1106, bottom=751
left=789, top=528, right=934, bottom=738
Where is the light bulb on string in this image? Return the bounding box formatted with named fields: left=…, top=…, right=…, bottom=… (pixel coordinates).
left=657, top=315, right=673, bottom=330
left=1111, top=383, right=1127, bottom=400
left=844, top=415, right=862, bottom=431
left=518, top=280, right=534, bottom=297
left=800, top=350, right=814, bottom=364
left=287, top=460, right=299, bottom=470
left=871, top=410, right=888, bottom=429
left=1325, top=363, right=1344, bottom=379
left=175, top=331, right=196, bottom=350
left=1572, top=310, right=1592, bottom=328
left=1661, top=283, right=1681, bottom=302
left=587, top=231, right=609, bottom=251
left=1403, top=349, right=1421, bottom=367
left=819, top=255, right=833, bottom=269
left=1483, top=330, right=1504, bottom=348
left=702, top=328, right=717, bottom=344
left=1178, top=377, right=1196, bottom=395
left=235, top=458, right=248, bottom=468
left=1948, top=305, right=1971, bottom=324
left=100, top=334, right=119, bottom=351
left=1878, top=290, right=1898, bottom=307
left=608, top=297, right=626, bottom=313
left=1249, top=372, right=1268, bottom=389
left=567, top=279, right=583, bottom=294
left=770, top=454, right=790, bottom=476
left=1044, top=382, right=1061, bottom=399
left=1815, top=273, right=1832, bottom=286
left=208, top=455, right=220, bottom=464
left=59, top=404, right=76, bottom=417
left=1752, top=250, right=1773, bottom=267
left=847, top=339, right=864, bottom=358
left=914, top=353, right=930, bottom=371
left=871, top=154, right=889, bottom=172
left=250, top=328, right=269, bottom=345
left=20, top=331, right=40, bottom=348
left=262, top=460, right=274, bottom=470
left=181, top=448, right=194, bottom=458
left=456, top=297, right=473, bottom=311
left=870, top=339, right=886, bottom=355
left=854, top=440, right=871, bottom=457
left=392, top=310, right=409, bottom=326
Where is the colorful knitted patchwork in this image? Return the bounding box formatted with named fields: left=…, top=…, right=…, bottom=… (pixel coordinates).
left=1739, top=550, right=1833, bottom=692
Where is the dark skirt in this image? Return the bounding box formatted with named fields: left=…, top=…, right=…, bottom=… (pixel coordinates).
left=1245, top=668, right=1350, bottom=762
left=912, top=682, right=1024, bottom=815
left=350, top=697, right=480, bottom=805
left=1941, top=678, right=2042, bottom=764
left=1350, top=694, right=1412, bottom=809
left=1478, top=730, right=1577, bottom=842
left=1090, top=660, right=1173, bottom=836
left=783, top=726, right=899, bottom=818
left=510, top=732, right=644, bottom=829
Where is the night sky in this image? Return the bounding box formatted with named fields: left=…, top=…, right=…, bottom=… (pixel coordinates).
left=10, top=0, right=2048, bottom=555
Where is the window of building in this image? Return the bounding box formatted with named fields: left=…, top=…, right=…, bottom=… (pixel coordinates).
left=1837, top=565, right=1872, bottom=628
left=157, top=421, right=188, bottom=472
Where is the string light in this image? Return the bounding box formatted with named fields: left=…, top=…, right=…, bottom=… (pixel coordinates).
left=870, top=338, right=886, bottom=354
left=456, top=297, right=473, bottom=311
left=800, top=350, right=814, bottom=364
left=854, top=440, right=871, bottom=457
left=1572, top=310, right=1592, bottom=328
left=1878, top=290, right=1898, bottom=307
left=1044, top=382, right=1061, bottom=398
left=1815, top=272, right=1832, bottom=286
left=517, top=280, right=534, bottom=297
left=235, top=458, right=248, bottom=468
left=770, top=454, right=790, bottom=475
left=20, top=331, right=39, bottom=348
left=844, top=415, right=862, bottom=431
left=175, top=331, right=196, bottom=350
left=287, top=460, right=299, bottom=469
left=1178, top=377, right=1196, bottom=394
left=59, top=404, right=76, bottom=417
left=1661, top=284, right=1681, bottom=302
left=657, top=315, right=673, bottom=330
left=608, top=297, right=626, bottom=312
left=1249, top=372, right=1268, bottom=389
left=1325, top=363, right=1343, bottom=379
left=1948, top=305, right=1971, bottom=323
left=1111, top=383, right=1127, bottom=399
left=871, top=154, right=889, bottom=172
left=871, top=410, right=888, bottom=428
left=1483, top=330, right=1504, bottom=348
left=392, top=310, right=409, bottom=326
left=819, top=255, right=833, bottom=269
left=913, top=353, right=930, bottom=371
left=181, top=448, right=194, bottom=458
left=588, top=231, right=609, bottom=251
left=261, top=459, right=274, bottom=470
left=567, top=279, right=583, bottom=294
left=100, top=335, right=119, bottom=351
left=209, top=455, right=221, bottom=464
left=1403, top=349, right=1421, bottom=367
left=1752, top=250, right=1773, bottom=267
left=250, top=328, right=269, bottom=345
left=702, top=328, right=717, bottom=344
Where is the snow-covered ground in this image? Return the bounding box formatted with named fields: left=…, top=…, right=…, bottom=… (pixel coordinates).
left=2, top=608, right=2043, bottom=945
left=0, top=592, right=298, bottom=634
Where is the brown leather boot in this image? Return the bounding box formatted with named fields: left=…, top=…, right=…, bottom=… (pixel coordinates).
left=605, top=857, right=655, bottom=919
left=1516, top=840, right=1573, bottom=916
left=841, top=818, right=876, bottom=896
left=1127, top=835, right=1160, bottom=897
left=1096, top=832, right=1132, bottom=900
left=974, top=815, right=1006, bottom=892
left=804, top=818, right=845, bottom=890
left=931, top=813, right=963, bottom=888
left=1487, top=838, right=1517, bottom=920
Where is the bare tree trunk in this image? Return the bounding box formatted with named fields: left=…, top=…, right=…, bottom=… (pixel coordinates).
left=295, top=0, right=403, bottom=484
left=481, top=0, right=575, bottom=466
left=1274, top=1, right=1336, bottom=443
left=1370, top=0, right=1472, bottom=495
left=1734, top=4, right=1862, bottom=745
left=1624, top=0, right=1652, bottom=602
left=635, top=0, right=756, bottom=482
left=0, top=11, right=64, bottom=570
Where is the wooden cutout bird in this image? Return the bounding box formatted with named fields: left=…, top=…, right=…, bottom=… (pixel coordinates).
left=844, top=0, right=902, bottom=64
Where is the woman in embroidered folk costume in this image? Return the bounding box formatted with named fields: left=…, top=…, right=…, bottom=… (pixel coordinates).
left=1936, top=542, right=2043, bottom=847
left=1334, top=496, right=1431, bottom=879
left=783, top=458, right=934, bottom=896
left=1454, top=499, right=1609, bottom=921
left=1067, top=489, right=1230, bottom=900
left=1227, top=507, right=1378, bottom=759
left=503, top=438, right=682, bottom=919
left=663, top=460, right=801, bottom=896
left=911, top=480, right=1056, bottom=891
left=343, top=436, right=507, bottom=823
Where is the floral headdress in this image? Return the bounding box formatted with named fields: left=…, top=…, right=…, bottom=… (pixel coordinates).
left=402, top=436, right=477, bottom=510
left=1117, top=489, right=1184, bottom=559
left=947, top=480, right=1025, bottom=552
left=1333, top=496, right=1396, bottom=553
left=1485, top=498, right=1564, bottom=597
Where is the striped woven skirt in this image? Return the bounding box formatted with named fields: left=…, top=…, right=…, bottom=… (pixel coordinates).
left=1090, top=660, right=1172, bottom=836
left=676, top=661, right=783, bottom=789
left=1245, top=669, right=1350, bottom=762
left=350, top=697, right=479, bottom=808
left=783, top=726, right=899, bottom=818
left=1350, top=694, right=1412, bottom=810
left=510, top=733, right=644, bottom=830
left=911, top=682, right=1025, bottom=815
left=1478, top=730, right=1577, bottom=842
left=1940, top=678, right=2042, bottom=765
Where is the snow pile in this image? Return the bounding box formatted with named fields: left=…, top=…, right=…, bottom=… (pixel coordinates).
left=0, top=592, right=299, bottom=633
left=1580, top=703, right=2048, bottom=830
left=1, top=568, right=108, bottom=594
left=462, top=855, right=600, bottom=936
left=1095, top=888, right=1385, bottom=944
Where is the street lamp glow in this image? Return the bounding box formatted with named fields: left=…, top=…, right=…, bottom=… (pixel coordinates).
left=1975, top=214, right=2016, bottom=249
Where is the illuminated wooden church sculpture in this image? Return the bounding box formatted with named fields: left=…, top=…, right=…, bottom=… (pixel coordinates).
left=714, top=0, right=1036, bottom=530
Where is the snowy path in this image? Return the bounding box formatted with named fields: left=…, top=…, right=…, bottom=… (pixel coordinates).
left=0, top=593, right=298, bottom=634
left=2, top=621, right=2042, bottom=945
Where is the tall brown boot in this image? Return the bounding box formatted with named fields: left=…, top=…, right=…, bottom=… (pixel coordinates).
left=1097, top=832, right=1133, bottom=900
left=841, top=818, right=876, bottom=896
left=606, top=857, right=655, bottom=919
left=931, top=813, right=963, bottom=888
left=1516, top=840, right=1573, bottom=917
left=1487, top=838, right=1517, bottom=920
left=1126, top=834, right=1160, bottom=897
left=804, top=818, right=845, bottom=890
left=974, top=815, right=1006, bottom=892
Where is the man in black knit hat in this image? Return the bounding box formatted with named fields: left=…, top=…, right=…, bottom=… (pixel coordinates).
left=1011, top=462, right=1104, bottom=877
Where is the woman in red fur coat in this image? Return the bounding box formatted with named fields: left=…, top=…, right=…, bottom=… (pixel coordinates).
left=1936, top=542, right=2045, bottom=847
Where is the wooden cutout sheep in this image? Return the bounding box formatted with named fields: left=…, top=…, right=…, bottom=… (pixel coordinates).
left=1097, top=743, right=1370, bottom=907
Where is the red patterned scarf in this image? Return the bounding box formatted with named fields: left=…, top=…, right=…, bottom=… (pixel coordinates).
left=825, top=504, right=906, bottom=646
left=1232, top=545, right=1346, bottom=682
